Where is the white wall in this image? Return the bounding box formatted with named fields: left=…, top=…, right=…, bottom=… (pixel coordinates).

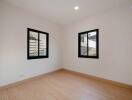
left=0, top=2, right=3, bottom=84
left=62, top=5, right=132, bottom=85
left=0, top=1, right=62, bottom=86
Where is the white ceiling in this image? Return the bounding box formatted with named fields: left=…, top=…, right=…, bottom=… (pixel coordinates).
left=3, top=0, right=131, bottom=25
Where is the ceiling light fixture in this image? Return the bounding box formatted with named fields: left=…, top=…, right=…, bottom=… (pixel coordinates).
left=74, top=6, right=79, bottom=10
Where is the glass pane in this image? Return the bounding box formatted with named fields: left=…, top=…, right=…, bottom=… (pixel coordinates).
left=88, top=32, right=97, bottom=56
left=29, top=31, right=38, bottom=56
left=39, top=33, right=46, bottom=56
left=80, top=34, right=87, bottom=56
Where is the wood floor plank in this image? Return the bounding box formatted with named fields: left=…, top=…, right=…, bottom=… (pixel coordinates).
left=0, top=70, right=132, bottom=100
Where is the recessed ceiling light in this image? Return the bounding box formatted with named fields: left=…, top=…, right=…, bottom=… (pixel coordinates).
left=74, top=6, right=79, bottom=10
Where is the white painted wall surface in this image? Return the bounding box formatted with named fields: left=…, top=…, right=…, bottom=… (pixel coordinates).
left=0, top=1, right=62, bottom=86
left=0, top=2, right=3, bottom=85
left=62, top=5, right=132, bottom=85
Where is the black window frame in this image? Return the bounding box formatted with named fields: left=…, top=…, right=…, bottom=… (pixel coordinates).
left=78, top=29, right=99, bottom=59
left=27, top=28, right=49, bottom=59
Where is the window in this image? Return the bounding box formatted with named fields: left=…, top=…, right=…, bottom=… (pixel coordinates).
left=78, top=29, right=99, bottom=58
left=27, top=28, right=49, bottom=59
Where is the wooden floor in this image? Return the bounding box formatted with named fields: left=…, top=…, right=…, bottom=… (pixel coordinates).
left=0, top=70, right=132, bottom=100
